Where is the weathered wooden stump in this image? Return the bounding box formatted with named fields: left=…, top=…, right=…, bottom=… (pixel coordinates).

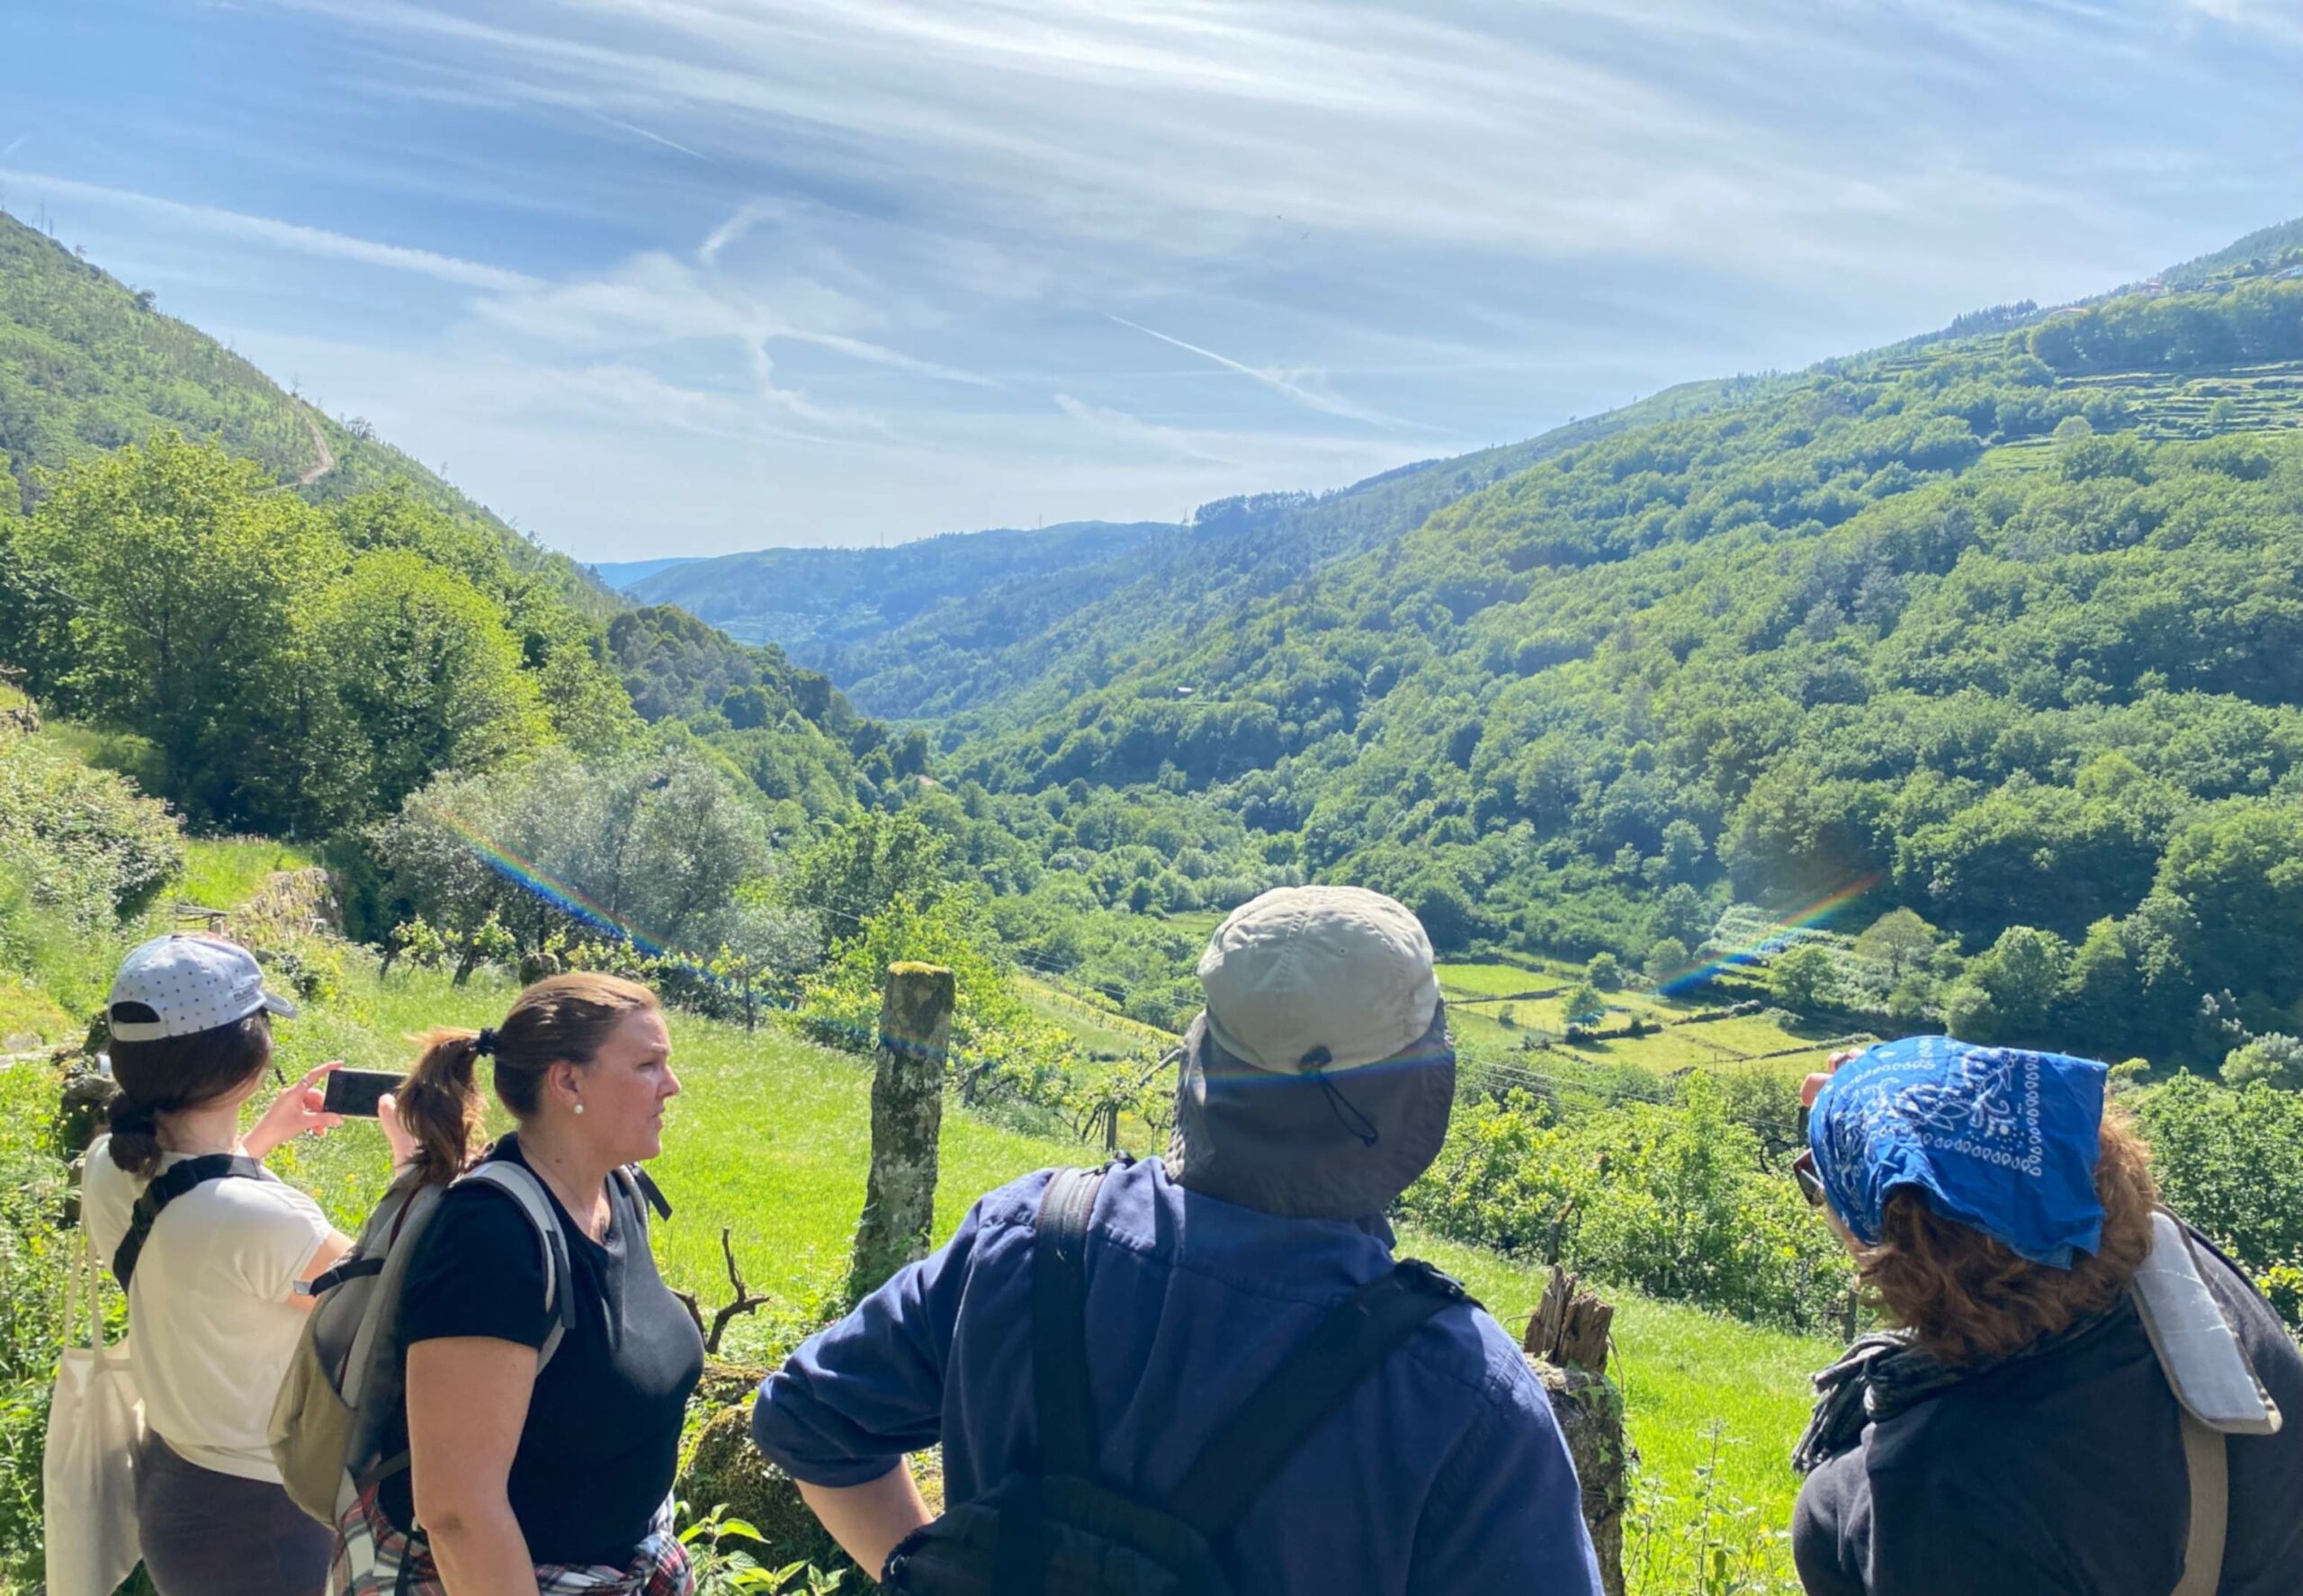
left=846, top=963, right=955, bottom=1305
left=1524, top=1266, right=1629, bottom=1596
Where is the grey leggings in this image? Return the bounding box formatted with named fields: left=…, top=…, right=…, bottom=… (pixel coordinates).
left=135, top=1433, right=330, bottom=1596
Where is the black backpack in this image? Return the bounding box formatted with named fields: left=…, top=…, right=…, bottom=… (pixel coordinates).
left=881, top=1164, right=1472, bottom=1595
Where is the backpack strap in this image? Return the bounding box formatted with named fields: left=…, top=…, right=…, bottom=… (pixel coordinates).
left=2173, top=1408, right=2228, bottom=1596
left=112, top=1153, right=267, bottom=1290
left=1164, top=1258, right=1471, bottom=1538
left=623, top=1163, right=672, bottom=1223
left=1031, top=1166, right=1107, bottom=1477
left=991, top=1165, right=1108, bottom=1594
left=459, top=1162, right=574, bottom=1371
left=355, top=1163, right=583, bottom=1504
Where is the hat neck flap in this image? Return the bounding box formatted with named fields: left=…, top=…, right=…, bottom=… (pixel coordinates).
left=1164, top=1003, right=1455, bottom=1222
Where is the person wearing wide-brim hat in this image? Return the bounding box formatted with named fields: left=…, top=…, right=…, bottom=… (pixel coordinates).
left=752, top=884, right=1603, bottom=1593
left=1790, top=1037, right=2303, bottom=1595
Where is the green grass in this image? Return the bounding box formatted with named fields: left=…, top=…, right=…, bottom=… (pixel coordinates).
left=1405, top=1229, right=1828, bottom=1533
left=1016, top=973, right=1173, bottom=1060
left=1154, top=909, right=1224, bottom=944
left=174, top=838, right=317, bottom=915
left=0, top=973, right=75, bottom=1050
left=267, top=956, right=1832, bottom=1559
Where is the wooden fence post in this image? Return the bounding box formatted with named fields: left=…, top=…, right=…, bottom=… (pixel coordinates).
left=846, top=963, right=954, bottom=1305
left=1525, top=1267, right=1629, bottom=1596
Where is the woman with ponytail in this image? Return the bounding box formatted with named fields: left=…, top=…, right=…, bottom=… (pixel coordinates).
left=336, top=973, right=703, bottom=1596
left=81, top=936, right=416, bottom=1596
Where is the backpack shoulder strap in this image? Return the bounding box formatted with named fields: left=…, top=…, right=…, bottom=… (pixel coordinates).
left=1031, top=1166, right=1107, bottom=1479
left=614, top=1163, right=672, bottom=1227
left=112, top=1153, right=267, bottom=1289
left=991, top=1166, right=1108, bottom=1595
left=458, top=1161, right=573, bottom=1369
left=2173, top=1407, right=2228, bottom=1596
left=1164, top=1258, right=1471, bottom=1538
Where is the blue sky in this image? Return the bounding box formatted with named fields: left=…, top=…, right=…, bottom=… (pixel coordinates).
left=3, top=0, right=2300, bottom=560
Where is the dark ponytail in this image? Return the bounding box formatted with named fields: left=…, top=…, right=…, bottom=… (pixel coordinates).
left=105, top=1098, right=166, bottom=1179
left=400, top=973, right=659, bottom=1184
left=105, top=1012, right=274, bottom=1178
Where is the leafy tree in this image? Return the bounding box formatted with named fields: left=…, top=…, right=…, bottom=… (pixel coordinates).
left=317, top=550, right=548, bottom=818
left=1644, top=936, right=1690, bottom=986
left=379, top=746, right=772, bottom=957
left=1853, top=907, right=1941, bottom=985
left=2223, top=1033, right=2303, bottom=1092
left=1766, top=943, right=1838, bottom=1012
left=15, top=435, right=345, bottom=830
left=781, top=810, right=953, bottom=932
left=1963, top=925, right=2074, bottom=1040
left=1562, top=982, right=1607, bottom=1028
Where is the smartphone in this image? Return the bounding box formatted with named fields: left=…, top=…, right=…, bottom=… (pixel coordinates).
left=320, top=1068, right=405, bottom=1118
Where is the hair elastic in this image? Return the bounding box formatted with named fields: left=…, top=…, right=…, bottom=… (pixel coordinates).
left=474, top=1027, right=499, bottom=1057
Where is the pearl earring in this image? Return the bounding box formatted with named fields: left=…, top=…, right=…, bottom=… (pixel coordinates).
left=572, top=1102, right=585, bottom=1116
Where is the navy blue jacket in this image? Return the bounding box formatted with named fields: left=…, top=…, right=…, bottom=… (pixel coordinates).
left=752, top=1157, right=1600, bottom=1594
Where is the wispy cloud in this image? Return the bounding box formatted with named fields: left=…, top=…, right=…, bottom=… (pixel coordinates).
left=13, top=0, right=2298, bottom=555
left=1054, top=392, right=1236, bottom=463
left=0, top=168, right=540, bottom=291
left=2182, top=0, right=2303, bottom=42
left=698, top=201, right=772, bottom=266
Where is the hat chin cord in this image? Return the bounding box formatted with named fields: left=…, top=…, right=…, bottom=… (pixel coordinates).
left=1312, top=1069, right=1381, bottom=1150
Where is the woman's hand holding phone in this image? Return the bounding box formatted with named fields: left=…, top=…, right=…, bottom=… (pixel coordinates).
left=246, top=1062, right=346, bottom=1160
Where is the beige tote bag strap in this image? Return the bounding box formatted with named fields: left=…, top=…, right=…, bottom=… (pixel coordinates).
left=2173, top=1406, right=2228, bottom=1596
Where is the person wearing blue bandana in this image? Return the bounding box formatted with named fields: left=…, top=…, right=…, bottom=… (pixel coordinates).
left=1789, top=1037, right=2303, bottom=1596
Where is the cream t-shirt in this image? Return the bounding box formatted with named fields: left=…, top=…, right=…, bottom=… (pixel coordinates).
left=83, top=1134, right=332, bottom=1481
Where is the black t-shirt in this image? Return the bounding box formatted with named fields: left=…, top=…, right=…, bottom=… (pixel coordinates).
left=1794, top=1234, right=2303, bottom=1596
left=381, top=1137, right=704, bottom=1565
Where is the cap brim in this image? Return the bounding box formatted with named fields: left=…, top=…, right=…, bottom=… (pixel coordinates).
left=259, top=990, right=300, bottom=1021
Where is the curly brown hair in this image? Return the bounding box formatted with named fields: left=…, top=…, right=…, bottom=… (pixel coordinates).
left=1857, top=1108, right=2159, bottom=1365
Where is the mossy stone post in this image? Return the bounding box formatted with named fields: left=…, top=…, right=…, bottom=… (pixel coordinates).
left=846, top=963, right=954, bottom=1305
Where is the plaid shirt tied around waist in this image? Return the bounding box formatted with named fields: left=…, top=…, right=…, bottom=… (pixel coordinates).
left=330, top=1483, right=694, bottom=1596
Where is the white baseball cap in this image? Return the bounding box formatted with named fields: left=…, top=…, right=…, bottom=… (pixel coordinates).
left=108, top=934, right=298, bottom=1043
left=1196, top=885, right=1441, bottom=1074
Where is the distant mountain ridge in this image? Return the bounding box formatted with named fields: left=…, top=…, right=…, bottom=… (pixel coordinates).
left=594, top=556, right=703, bottom=590
left=0, top=211, right=618, bottom=618
left=641, top=375, right=1775, bottom=720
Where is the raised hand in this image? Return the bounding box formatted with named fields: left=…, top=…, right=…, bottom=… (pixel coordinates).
left=246, top=1062, right=346, bottom=1159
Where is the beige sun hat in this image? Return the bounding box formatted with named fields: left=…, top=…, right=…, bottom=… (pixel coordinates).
left=1196, top=885, right=1441, bottom=1074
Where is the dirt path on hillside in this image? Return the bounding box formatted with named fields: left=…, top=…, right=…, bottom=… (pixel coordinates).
left=297, top=405, right=336, bottom=487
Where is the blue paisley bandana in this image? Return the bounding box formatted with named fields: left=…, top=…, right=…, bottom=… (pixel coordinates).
left=1808, top=1036, right=2108, bottom=1269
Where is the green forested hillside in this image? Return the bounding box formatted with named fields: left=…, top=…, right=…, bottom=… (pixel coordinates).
left=938, top=265, right=2303, bottom=1068
left=634, top=378, right=1773, bottom=720
left=0, top=211, right=616, bottom=619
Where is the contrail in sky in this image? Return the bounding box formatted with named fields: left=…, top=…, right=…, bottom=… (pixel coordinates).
left=590, top=112, right=710, bottom=163
left=0, top=136, right=26, bottom=160
left=1107, top=313, right=1420, bottom=430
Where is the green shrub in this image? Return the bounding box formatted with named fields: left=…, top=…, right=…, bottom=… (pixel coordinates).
left=0, top=734, right=184, bottom=927
left=1404, top=1077, right=1853, bottom=1332
left=2136, top=1075, right=2303, bottom=1326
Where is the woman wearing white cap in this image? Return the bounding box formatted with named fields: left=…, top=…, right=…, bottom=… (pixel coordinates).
left=81, top=934, right=415, bottom=1596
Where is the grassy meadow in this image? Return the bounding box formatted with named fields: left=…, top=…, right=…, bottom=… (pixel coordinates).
left=264, top=954, right=1833, bottom=1556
